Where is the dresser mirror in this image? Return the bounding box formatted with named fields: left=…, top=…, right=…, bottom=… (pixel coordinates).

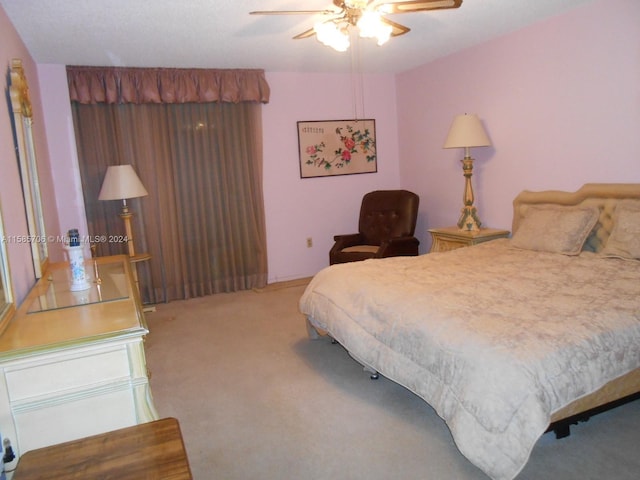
left=0, top=198, right=15, bottom=334
left=9, top=58, right=48, bottom=278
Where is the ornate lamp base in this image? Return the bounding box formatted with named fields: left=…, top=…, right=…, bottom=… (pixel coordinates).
left=457, top=205, right=482, bottom=232
left=458, top=156, right=481, bottom=232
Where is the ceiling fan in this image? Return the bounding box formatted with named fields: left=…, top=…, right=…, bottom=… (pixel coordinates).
left=250, top=0, right=463, bottom=51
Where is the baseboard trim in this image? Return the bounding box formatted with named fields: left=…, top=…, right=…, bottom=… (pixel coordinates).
left=253, top=277, right=312, bottom=293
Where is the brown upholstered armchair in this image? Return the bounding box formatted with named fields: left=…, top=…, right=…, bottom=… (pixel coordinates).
left=329, top=190, right=420, bottom=265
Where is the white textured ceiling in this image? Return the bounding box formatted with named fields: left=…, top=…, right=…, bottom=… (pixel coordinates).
left=1, top=0, right=594, bottom=73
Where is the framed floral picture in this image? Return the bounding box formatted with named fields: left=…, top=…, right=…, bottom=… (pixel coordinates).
left=297, top=119, right=377, bottom=178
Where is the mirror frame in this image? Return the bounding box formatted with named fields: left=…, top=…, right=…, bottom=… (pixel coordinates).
left=9, top=58, right=48, bottom=278
left=0, top=198, right=15, bottom=335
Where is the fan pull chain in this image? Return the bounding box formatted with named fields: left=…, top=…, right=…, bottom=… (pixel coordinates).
left=350, top=33, right=365, bottom=121
left=350, top=33, right=358, bottom=121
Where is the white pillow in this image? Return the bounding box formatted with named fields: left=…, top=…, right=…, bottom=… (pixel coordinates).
left=511, top=205, right=599, bottom=255
left=600, top=200, right=640, bottom=260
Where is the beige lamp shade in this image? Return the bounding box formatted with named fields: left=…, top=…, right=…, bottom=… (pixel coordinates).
left=98, top=165, right=148, bottom=201
left=443, top=114, right=491, bottom=149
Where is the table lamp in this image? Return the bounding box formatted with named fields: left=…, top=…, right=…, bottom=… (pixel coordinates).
left=443, top=113, right=491, bottom=231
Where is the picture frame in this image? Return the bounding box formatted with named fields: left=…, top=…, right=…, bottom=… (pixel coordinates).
left=297, top=119, right=377, bottom=178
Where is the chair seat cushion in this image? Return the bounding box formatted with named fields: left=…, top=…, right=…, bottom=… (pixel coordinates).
left=341, top=245, right=380, bottom=253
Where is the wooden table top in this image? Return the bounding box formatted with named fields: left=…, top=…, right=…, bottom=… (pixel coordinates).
left=13, top=417, right=192, bottom=479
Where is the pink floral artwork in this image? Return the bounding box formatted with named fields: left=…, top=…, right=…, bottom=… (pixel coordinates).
left=298, top=119, right=377, bottom=178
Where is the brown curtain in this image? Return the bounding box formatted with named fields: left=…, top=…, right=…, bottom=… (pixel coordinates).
left=67, top=66, right=270, bottom=104
left=70, top=68, right=268, bottom=303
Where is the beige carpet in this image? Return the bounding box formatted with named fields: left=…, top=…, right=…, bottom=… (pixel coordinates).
left=145, top=282, right=640, bottom=480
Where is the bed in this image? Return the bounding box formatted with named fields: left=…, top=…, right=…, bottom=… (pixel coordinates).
left=299, top=184, right=640, bottom=480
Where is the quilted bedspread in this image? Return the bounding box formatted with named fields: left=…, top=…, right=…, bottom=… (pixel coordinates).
left=299, top=239, right=640, bottom=480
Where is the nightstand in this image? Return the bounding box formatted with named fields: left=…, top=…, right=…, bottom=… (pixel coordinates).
left=429, top=226, right=510, bottom=253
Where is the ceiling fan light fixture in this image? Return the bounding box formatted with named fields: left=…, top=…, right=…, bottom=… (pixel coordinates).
left=344, top=0, right=369, bottom=8
left=357, top=12, right=383, bottom=36
left=251, top=0, right=463, bottom=52
left=375, top=26, right=392, bottom=46
left=314, top=21, right=350, bottom=52
left=357, top=11, right=392, bottom=46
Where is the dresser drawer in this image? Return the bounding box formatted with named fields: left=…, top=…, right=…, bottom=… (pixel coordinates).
left=432, top=237, right=467, bottom=252
left=15, top=388, right=137, bottom=453
left=5, top=347, right=131, bottom=401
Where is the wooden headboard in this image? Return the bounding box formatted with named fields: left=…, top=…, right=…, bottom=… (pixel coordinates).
left=512, top=183, right=640, bottom=252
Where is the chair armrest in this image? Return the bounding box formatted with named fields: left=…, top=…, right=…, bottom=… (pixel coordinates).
left=330, top=233, right=367, bottom=260
left=329, top=233, right=370, bottom=265
left=332, top=233, right=365, bottom=249
left=375, top=236, right=420, bottom=258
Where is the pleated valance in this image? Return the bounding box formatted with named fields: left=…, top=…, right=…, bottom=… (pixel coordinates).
left=67, top=66, right=270, bottom=104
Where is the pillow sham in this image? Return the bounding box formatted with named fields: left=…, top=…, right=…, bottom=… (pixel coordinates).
left=511, top=205, right=599, bottom=255
left=600, top=200, right=640, bottom=260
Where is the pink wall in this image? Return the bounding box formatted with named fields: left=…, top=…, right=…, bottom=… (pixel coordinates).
left=0, top=7, right=59, bottom=303
left=397, top=0, right=640, bottom=251
left=3, top=0, right=638, bottom=293
left=1, top=0, right=400, bottom=300
left=31, top=68, right=402, bottom=285
left=36, top=64, right=89, bottom=262
left=263, top=72, right=401, bottom=282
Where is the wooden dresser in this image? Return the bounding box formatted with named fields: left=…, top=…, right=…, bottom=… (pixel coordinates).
left=0, top=255, right=158, bottom=476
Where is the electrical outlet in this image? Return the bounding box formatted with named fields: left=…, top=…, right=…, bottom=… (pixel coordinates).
left=306, top=237, right=313, bottom=248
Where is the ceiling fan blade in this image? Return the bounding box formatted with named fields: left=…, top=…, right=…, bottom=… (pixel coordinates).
left=375, top=0, right=462, bottom=14
left=380, top=17, right=411, bottom=37
left=250, top=10, right=337, bottom=16
left=293, top=28, right=318, bottom=40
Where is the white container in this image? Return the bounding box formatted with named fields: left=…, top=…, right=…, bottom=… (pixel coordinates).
left=64, top=245, right=91, bottom=291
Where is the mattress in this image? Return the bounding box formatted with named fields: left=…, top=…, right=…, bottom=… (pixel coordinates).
left=299, top=239, right=640, bottom=479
